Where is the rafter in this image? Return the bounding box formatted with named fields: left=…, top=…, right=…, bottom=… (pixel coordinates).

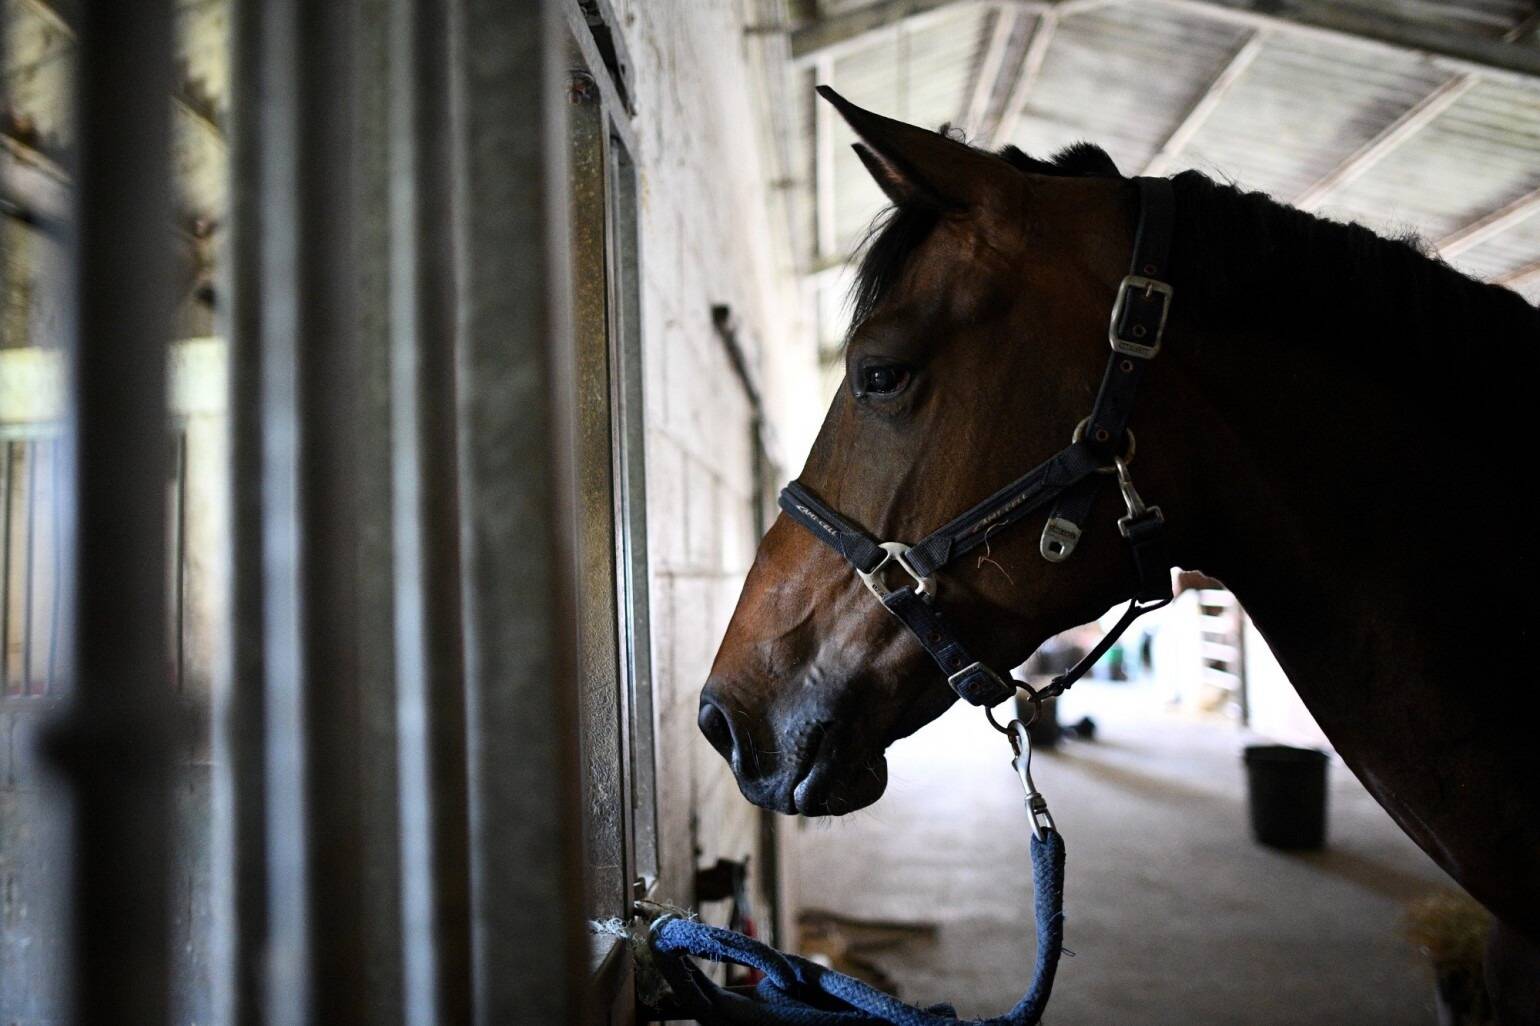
left=1143, top=30, right=1265, bottom=177
left=994, top=9, right=1058, bottom=147
left=1496, top=258, right=1540, bottom=291
left=1144, top=0, right=1540, bottom=84
left=1293, top=73, right=1475, bottom=211
left=791, top=0, right=1010, bottom=63
left=961, top=6, right=1023, bottom=141
left=1438, top=186, right=1540, bottom=259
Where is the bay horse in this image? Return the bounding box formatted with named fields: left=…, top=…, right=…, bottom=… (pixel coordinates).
left=699, top=88, right=1540, bottom=1022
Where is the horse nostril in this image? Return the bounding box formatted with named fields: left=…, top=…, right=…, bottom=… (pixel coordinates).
left=697, top=698, right=737, bottom=762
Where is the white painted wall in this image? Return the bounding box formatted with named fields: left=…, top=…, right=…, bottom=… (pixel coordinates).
left=609, top=0, right=823, bottom=921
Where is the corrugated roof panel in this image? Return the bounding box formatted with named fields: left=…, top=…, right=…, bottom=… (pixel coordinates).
left=1179, top=31, right=1452, bottom=199
left=1319, top=77, right=1540, bottom=241
left=827, top=4, right=990, bottom=251
left=790, top=1, right=1540, bottom=290
left=1007, top=4, right=1253, bottom=175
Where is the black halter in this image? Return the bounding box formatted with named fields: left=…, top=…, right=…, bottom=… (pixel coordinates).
left=779, top=177, right=1177, bottom=714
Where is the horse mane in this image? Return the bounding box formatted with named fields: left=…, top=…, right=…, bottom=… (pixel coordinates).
left=847, top=136, right=1540, bottom=356
left=1164, top=170, right=1540, bottom=360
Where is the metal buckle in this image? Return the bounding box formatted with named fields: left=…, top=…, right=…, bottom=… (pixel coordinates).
left=856, top=541, right=933, bottom=601
left=1108, top=274, right=1172, bottom=359
left=1039, top=517, right=1082, bottom=562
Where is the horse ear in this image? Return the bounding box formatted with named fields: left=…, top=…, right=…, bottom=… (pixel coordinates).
left=818, top=85, right=1007, bottom=209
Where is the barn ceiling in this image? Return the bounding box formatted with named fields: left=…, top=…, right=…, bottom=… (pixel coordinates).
left=780, top=0, right=1540, bottom=352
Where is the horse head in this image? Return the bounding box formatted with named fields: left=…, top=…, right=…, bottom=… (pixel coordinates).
left=700, top=89, right=1201, bottom=816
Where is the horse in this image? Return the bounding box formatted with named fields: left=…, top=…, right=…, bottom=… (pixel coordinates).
left=697, top=88, right=1540, bottom=1022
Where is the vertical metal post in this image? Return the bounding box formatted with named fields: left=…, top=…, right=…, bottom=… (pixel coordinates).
left=234, top=1, right=407, bottom=1021
left=217, top=2, right=272, bottom=1022
left=50, top=1, right=176, bottom=1023
left=389, top=0, right=473, bottom=1022
left=448, top=0, right=587, bottom=1021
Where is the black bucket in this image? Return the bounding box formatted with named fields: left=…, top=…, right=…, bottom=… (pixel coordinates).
left=1243, top=745, right=1329, bottom=850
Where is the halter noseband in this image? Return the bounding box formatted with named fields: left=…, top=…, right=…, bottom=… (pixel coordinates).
left=778, top=177, right=1177, bottom=716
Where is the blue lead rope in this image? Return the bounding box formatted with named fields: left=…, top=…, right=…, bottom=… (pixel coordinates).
left=643, top=827, right=1067, bottom=1026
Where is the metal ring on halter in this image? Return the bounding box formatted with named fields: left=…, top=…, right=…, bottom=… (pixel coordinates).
left=1072, top=417, right=1136, bottom=472
left=984, top=688, right=1037, bottom=736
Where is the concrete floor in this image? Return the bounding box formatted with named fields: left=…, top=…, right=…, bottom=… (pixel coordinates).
left=789, top=682, right=1455, bottom=1025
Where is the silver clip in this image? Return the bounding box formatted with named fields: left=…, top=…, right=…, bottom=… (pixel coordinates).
left=1040, top=517, right=1082, bottom=562
left=1114, top=457, right=1162, bottom=538
left=1007, top=719, right=1055, bottom=841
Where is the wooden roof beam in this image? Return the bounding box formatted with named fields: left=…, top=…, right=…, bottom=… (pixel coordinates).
left=1144, top=0, right=1540, bottom=84
left=993, top=8, right=1058, bottom=146
left=1292, top=73, right=1475, bottom=211
left=1496, top=258, right=1540, bottom=291
left=1438, top=186, right=1540, bottom=259
left=1142, top=29, right=1266, bottom=177
left=961, top=6, right=1025, bottom=142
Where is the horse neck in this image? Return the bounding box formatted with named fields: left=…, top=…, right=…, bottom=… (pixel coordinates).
left=1167, top=320, right=1516, bottom=709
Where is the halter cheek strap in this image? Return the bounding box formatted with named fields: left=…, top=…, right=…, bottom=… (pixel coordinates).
left=778, top=177, right=1177, bottom=712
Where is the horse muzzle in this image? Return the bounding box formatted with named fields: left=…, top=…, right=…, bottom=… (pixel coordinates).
left=698, top=684, right=888, bottom=816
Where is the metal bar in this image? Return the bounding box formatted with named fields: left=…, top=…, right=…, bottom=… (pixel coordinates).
left=1293, top=73, right=1475, bottom=211
left=1437, top=185, right=1540, bottom=259
left=46, top=438, right=61, bottom=692
left=215, top=0, right=271, bottom=1020
left=353, top=1, right=408, bottom=1016
left=995, top=9, right=1058, bottom=148
left=561, top=0, right=641, bottom=159
left=390, top=0, right=473, bottom=1020
left=448, top=0, right=586, bottom=1020
left=961, top=6, right=1021, bottom=141
left=1143, top=30, right=1265, bottom=177
left=1, top=442, right=11, bottom=694
left=568, top=72, right=629, bottom=927
left=49, top=1, right=176, bottom=1022
left=814, top=54, right=837, bottom=260
left=173, top=431, right=187, bottom=693
left=21, top=442, right=35, bottom=693
left=609, top=132, right=658, bottom=893
left=254, top=0, right=403, bottom=1020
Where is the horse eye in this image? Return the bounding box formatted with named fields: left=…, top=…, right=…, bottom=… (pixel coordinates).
left=859, top=364, right=909, bottom=396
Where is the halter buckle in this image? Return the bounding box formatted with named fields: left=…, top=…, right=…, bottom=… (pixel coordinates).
left=856, top=541, right=933, bottom=601
left=1109, top=274, right=1172, bottom=359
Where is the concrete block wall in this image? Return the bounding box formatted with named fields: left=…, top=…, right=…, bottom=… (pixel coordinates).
left=608, top=0, right=818, bottom=920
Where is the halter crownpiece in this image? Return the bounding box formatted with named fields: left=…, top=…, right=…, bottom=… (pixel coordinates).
left=778, top=176, right=1177, bottom=713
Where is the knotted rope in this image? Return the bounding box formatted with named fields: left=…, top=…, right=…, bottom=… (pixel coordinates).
left=631, top=828, right=1067, bottom=1026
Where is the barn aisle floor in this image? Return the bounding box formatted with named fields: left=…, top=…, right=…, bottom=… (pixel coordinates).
left=788, top=684, right=1454, bottom=1026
